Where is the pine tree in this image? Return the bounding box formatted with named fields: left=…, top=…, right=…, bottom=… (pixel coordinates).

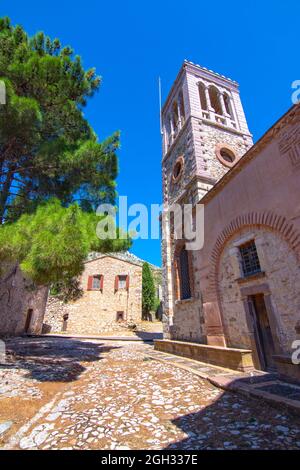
left=0, top=17, right=118, bottom=222
left=0, top=198, right=130, bottom=285
left=0, top=17, right=130, bottom=286
left=142, top=262, right=156, bottom=319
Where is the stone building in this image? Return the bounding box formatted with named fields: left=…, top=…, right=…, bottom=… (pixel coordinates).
left=157, top=60, right=300, bottom=382
left=0, top=263, right=48, bottom=336
left=44, top=252, right=161, bottom=335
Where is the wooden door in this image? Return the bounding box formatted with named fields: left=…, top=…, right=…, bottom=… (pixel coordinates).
left=249, top=294, right=276, bottom=371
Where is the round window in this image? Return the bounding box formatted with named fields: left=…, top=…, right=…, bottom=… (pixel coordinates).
left=172, top=157, right=184, bottom=181
left=216, top=144, right=237, bottom=168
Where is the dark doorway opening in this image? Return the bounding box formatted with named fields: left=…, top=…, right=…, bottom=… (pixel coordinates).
left=116, top=311, right=125, bottom=322
left=24, top=309, right=34, bottom=334
left=248, top=294, right=276, bottom=371
left=62, top=313, right=69, bottom=332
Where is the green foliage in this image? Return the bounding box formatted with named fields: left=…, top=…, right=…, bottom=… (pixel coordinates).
left=0, top=17, right=116, bottom=223
left=50, top=277, right=83, bottom=303
left=0, top=198, right=131, bottom=285
left=0, top=17, right=129, bottom=286
left=142, top=262, right=156, bottom=315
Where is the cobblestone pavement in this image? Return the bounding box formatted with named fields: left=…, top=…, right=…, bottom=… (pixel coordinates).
left=1, top=337, right=300, bottom=450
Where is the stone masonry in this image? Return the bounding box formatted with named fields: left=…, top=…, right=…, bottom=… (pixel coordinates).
left=44, top=252, right=161, bottom=335
left=0, top=263, right=48, bottom=336
left=159, top=59, right=300, bottom=382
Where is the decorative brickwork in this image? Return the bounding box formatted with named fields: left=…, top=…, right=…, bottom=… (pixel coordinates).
left=209, top=210, right=300, bottom=300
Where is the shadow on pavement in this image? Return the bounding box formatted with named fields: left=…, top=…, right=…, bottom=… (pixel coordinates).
left=163, top=386, right=300, bottom=450
left=133, top=330, right=163, bottom=342
left=1, top=336, right=119, bottom=383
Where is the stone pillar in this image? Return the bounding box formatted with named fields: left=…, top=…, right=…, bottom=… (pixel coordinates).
left=203, top=301, right=226, bottom=347
left=218, top=92, right=227, bottom=116
left=204, top=86, right=214, bottom=119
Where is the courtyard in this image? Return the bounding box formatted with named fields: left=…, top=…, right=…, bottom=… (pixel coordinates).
left=0, top=336, right=300, bottom=450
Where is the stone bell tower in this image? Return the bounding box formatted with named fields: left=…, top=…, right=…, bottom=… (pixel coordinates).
left=161, top=60, right=253, bottom=340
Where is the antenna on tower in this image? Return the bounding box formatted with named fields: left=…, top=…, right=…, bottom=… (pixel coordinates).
left=158, top=77, right=163, bottom=136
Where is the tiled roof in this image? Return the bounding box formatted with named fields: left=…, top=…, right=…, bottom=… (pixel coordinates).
left=86, top=251, right=161, bottom=270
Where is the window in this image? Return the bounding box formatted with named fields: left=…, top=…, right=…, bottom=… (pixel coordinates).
left=116, top=311, right=125, bottom=322
left=118, top=275, right=127, bottom=289
left=178, top=247, right=191, bottom=300
left=115, top=274, right=129, bottom=291
left=172, top=101, right=179, bottom=134
left=172, top=157, right=184, bottom=182
left=239, top=241, right=261, bottom=277
left=209, top=86, right=223, bottom=115
left=87, top=274, right=103, bottom=291
left=178, top=91, right=185, bottom=124
left=92, top=276, right=101, bottom=290
left=215, top=144, right=237, bottom=168
left=223, top=93, right=234, bottom=119
left=198, top=82, right=207, bottom=110
left=220, top=148, right=235, bottom=163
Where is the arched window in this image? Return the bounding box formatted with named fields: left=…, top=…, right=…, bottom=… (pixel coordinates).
left=198, top=82, right=207, bottom=110
left=209, top=86, right=223, bottom=115
left=178, top=91, right=185, bottom=124
left=224, top=93, right=234, bottom=119
left=166, top=116, right=172, bottom=147
left=172, top=101, right=179, bottom=134
left=178, top=246, right=191, bottom=300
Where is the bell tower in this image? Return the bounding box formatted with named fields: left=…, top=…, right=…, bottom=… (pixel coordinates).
left=161, top=60, right=253, bottom=339
left=162, top=60, right=253, bottom=208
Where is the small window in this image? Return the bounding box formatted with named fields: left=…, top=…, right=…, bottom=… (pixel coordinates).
left=239, top=241, right=261, bottom=277
left=88, top=274, right=103, bottom=291
left=92, top=275, right=101, bottom=290
left=216, top=144, right=237, bottom=168
left=172, top=157, right=184, bottom=182
left=220, top=148, right=235, bottom=163
left=118, top=275, right=127, bottom=289
left=116, top=311, right=125, bottom=322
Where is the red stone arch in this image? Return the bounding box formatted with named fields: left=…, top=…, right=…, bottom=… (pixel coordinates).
left=208, top=210, right=300, bottom=299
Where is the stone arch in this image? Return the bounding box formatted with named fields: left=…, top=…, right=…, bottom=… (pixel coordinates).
left=209, top=210, right=300, bottom=298
left=208, top=85, right=223, bottom=115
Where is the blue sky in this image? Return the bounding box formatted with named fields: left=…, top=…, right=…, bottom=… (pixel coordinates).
left=2, top=0, right=299, bottom=266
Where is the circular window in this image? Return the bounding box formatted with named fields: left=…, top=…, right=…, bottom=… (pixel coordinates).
left=220, top=148, right=235, bottom=163
left=172, top=157, right=184, bottom=182
left=216, top=144, right=237, bottom=168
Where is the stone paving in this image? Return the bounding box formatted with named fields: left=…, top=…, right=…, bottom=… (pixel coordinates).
left=1, top=337, right=300, bottom=450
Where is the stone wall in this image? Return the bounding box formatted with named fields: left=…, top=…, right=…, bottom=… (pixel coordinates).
left=161, top=62, right=253, bottom=344
left=0, top=264, right=48, bottom=336
left=218, top=228, right=300, bottom=352
left=44, top=255, right=143, bottom=335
